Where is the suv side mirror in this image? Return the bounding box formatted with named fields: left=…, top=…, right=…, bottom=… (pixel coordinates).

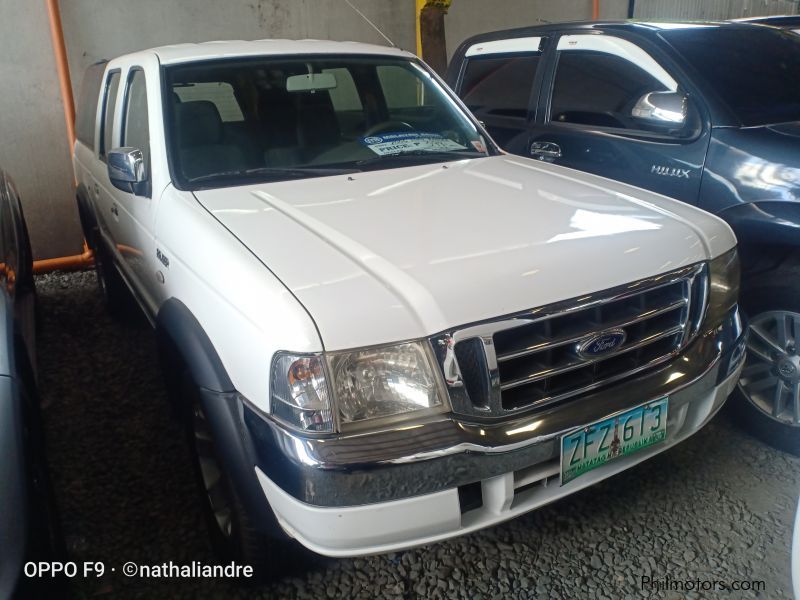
left=631, top=91, right=687, bottom=127
left=107, top=147, right=149, bottom=196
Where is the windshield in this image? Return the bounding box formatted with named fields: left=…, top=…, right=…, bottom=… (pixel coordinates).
left=662, top=27, right=800, bottom=126
left=163, top=55, right=490, bottom=189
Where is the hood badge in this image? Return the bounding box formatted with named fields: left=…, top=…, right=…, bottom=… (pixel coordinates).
left=577, top=329, right=627, bottom=359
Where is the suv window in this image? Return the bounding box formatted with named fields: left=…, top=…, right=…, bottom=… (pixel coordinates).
left=100, top=71, right=121, bottom=158
left=460, top=54, right=541, bottom=119
left=173, top=82, right=244, bottom=122
left=75, top=62, right=106, bottom=149
left=550, top=35, right=678, bottom=131
left=123, top=69, right=150, bottom=172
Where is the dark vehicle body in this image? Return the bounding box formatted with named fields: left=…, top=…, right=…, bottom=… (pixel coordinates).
left=447, top=21, right=800, bottom=454
left=733, top=14, right=800, bottom=30
left=0, top=169, right=60, bottom=599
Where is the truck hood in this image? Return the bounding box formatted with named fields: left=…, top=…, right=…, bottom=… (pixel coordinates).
left=194, top=156, right=735, bottom=350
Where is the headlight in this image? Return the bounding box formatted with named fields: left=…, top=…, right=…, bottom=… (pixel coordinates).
left=328, top=341, right=447, bottom=428
left=705, top=247, right=740, bottom=327
left=270, top=341, right=449, bottom=432
left=270, top=354, right=334, bottom=432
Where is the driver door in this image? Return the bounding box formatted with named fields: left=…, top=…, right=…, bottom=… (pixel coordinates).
left=528, top=31, right=710, bottom=203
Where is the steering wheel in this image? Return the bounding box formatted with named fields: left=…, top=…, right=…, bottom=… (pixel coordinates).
left=364, top=120, right=414, bottom=136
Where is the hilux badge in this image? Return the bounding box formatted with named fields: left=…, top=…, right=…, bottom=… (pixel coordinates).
left=577, top=329, right=627, bottom=359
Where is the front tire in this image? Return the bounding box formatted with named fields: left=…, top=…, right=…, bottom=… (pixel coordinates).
left=181, top=374, right=292, bottom=582
left=731, top=272, right=800, bottom=456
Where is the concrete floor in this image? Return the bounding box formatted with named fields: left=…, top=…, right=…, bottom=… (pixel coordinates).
left=37, top=271, right=799, bottom=599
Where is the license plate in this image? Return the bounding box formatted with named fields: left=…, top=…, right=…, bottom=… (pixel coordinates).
left=560, top=398, right=668, bottom=485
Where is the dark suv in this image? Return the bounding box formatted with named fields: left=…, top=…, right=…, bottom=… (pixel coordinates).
left=447, top=21, right=800, bottom=455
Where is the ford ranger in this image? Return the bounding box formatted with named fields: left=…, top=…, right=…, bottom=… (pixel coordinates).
left=72, top=39, right=746, bottom=577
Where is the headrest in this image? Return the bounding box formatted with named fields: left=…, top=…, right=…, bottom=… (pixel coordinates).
left=175, top=100, right=223, bottom=147
left=295, top=92, right=340, bottom=148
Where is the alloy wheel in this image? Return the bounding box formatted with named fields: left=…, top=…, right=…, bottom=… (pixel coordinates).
left=738, top=310, right=800, bottom=426
left=192, top=400, right=234, bottom=538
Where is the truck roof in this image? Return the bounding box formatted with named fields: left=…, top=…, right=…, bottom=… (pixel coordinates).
left=147, top=39, right=412, bottom=65
left=453, top=19, right=769, bottom=50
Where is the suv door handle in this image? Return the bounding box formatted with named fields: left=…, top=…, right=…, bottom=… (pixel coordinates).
left=110, top=204, right=119, bottom=217
left=530, top=141, right=562, bottom=159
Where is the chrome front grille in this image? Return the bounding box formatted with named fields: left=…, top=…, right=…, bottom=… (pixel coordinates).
left=432, top=264, right=708, bottom=419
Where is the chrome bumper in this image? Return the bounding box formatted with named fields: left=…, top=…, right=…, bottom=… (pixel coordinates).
left=243, top=306, right=746, bottom=508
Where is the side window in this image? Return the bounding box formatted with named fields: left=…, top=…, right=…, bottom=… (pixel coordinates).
left=550, top=35, right=679, bottom=132
left=323, top=68, right=363, bottom=112
left=173, top=82, right=244, bottom=122
left=123, top=69, right=150, bottom=172
left=460, top=54, right=542, bottom=119
left=377, top=65, right=423, bottom=108
left=100, top=71, right=121, bottom=159
left=75, top=62, right=106, bottom=150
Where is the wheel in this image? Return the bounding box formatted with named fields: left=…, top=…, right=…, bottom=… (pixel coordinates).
left=731, top=274, right=800, bottom=456
left=181, top=373, right=293, bottom=582
left=93, top=241, right=131, bottom=318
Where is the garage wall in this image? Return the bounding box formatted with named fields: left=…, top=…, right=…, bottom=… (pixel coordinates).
left=633, top=0, right=800, bottom=19
left=445, top=0, right=631, bottom=59
left=0, top=0, right=414, bottom=260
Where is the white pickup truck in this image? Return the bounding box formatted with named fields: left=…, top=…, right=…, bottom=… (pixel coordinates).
left=72, top=39, right=746, bottom=576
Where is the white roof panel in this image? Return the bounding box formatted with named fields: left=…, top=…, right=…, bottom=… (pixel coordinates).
left=150, top=39, right=413, bottom=65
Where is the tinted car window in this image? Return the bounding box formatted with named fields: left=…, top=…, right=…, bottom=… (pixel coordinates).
left=662, top=27, right=800, bottom=126
left=75, top=62, right=106, bottom=149
left=123, top=69, right=150, bottom=169
left=164, top=57, right=488, bottom=188
left=100, top=71, right=121, bottom=158
left=460, top=55, right=540, bottom=119
left=551, top=50, right=671, bottom=130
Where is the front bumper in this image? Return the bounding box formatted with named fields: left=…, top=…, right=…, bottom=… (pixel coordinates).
left=244, top=306, right=746, bottom=556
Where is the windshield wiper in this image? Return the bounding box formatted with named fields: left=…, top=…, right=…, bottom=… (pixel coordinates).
left=355, top=150, right=485, bottom=167
left=186, top=166, right=359, bottom=185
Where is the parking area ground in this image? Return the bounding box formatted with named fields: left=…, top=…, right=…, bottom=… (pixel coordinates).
left=37, top=271, right=799, bottom=600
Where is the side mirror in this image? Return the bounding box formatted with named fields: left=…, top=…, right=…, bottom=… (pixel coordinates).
left=107, top=147, right=149, bottom=196
left=631, top=91, right=687, bottom=127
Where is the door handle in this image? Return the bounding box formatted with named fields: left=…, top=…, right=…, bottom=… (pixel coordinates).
left=110, top=204, right=119, bottom=217
left=530, top=141, right=562, bottom=159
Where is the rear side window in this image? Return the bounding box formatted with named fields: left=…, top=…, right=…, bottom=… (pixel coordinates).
left=377, top=65, right=424, bottom=108
left=75, top=62, right=106, bottom=149
left=173, top=82, right=244, bottom=122
left=323, top=68, right=363, bottom=111
left=100, top=71, right=121, bottom=159
left=460, top=55, right=541, bottom=119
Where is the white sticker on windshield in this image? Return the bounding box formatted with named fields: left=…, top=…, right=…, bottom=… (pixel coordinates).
left=361, top=132, right=466, bottom=155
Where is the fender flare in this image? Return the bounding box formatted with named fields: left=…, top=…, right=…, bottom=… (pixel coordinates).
left=155, top=298, right=282, bottom=536
left=717, top=201, right=800, bottom=249
left=155, top=298, right=234, bottom=393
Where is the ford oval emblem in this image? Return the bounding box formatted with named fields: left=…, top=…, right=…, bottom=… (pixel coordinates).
left=577, top=329, right=627, bottom=359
